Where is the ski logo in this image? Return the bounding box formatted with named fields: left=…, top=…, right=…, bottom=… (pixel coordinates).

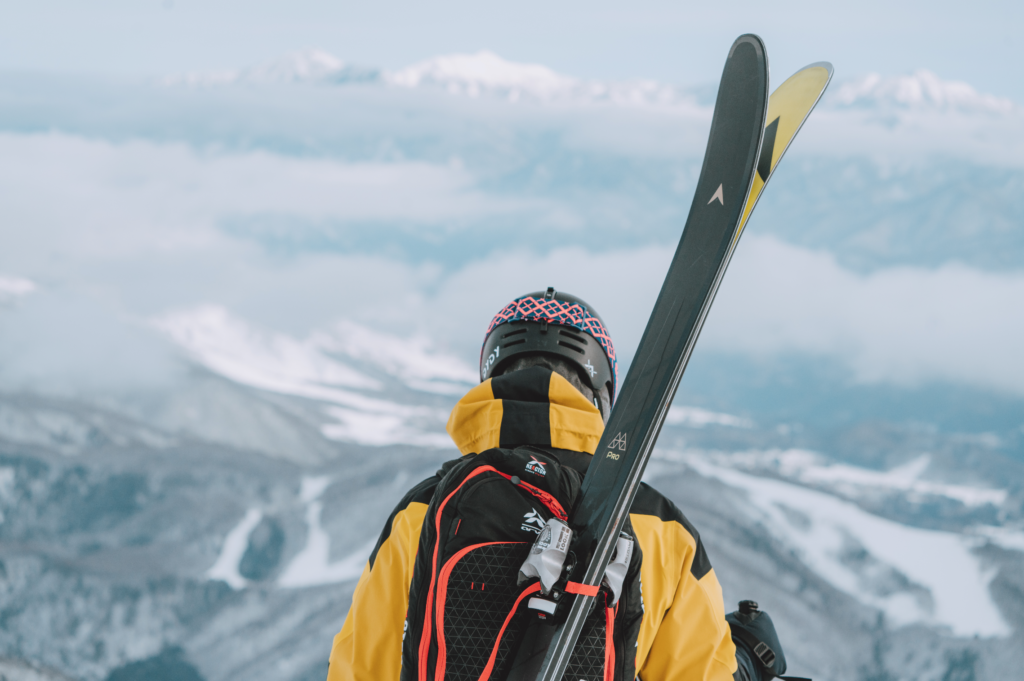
left=584, top=359, right=597, bottom=378
left=525, top=456, right=547, bottom=477
left=606, top=431, right=627, bottom=459
left=707, top=183, right=725, bottom=206
left=522, top=509, right=546, bottom=534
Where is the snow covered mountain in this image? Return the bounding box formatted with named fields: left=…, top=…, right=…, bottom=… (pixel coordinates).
left=389, top=50, right=575, bottom=100
left=388, top=50, right=688, bottom=106
left=0, top=316, right=1021, bottom=680
left=153, top=306, right=472, bottom=452
left=833, top=70, right=1015, bottom=113
left=162, top=48, right=698, bottom=107
left=162, top=50, right=380, bottom=87
left=161, top=48, right=1019, bottom=116
left=2, top=46, right=1023, bottom=681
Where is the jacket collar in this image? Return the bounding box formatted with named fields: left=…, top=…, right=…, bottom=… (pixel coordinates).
left=446, top=366, right=604, bottom=456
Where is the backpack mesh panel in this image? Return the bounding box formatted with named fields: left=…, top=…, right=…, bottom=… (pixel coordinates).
left=563, top=597, right=609, bottom=681
left=442, top=543, right=531, bottom=681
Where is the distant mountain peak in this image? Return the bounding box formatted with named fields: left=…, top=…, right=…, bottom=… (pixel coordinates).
left=833, top=70, right=1014, bottom=113
left=388, top=50, right=692, bottom=107
left=163, top=48, right=379, bottom=87
left=162, top=49, right=693, bottom=107
left=388, top=50, right=575, bottom=100
left=163, top=51, right=1016, bottom=117
left=244, top=48, right=347, bottom=83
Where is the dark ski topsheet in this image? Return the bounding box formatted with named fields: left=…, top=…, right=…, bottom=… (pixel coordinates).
left=531, top=34, right=770, bottom=681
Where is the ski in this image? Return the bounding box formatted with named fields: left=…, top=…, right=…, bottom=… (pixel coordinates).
left=529, top=34, right=771, bottom=681
left=735, top=61, right=834, bottom=244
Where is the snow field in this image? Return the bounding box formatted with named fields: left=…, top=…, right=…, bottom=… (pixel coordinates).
left=681, top=455, right=1011, bottom=637
left=205, top=477, right=375, bottom=590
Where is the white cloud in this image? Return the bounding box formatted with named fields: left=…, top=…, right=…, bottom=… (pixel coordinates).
left=0, top=132, right=542, bottom=270
left=833, top=70, right=1014, bottom=113
left=797, top=106, right=1024, bottom=169
left=704, top=235, right=1024, bottom=396
left=1, top=116, right=1022, bottom=403
left=666, top=406, right=753, bottom=428
left=0, top=276, right=36, bottom=303
left=417, top=238, right=1024, bottom=398
left=421, top=244, right=673, bottom=365
left=0, top=290, right=182, bottom=395
left=390, top=51, right=574, bottom=97
left=5, top=229, right=1024, bottom=404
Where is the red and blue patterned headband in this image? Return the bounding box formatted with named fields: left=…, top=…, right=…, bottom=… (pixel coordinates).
left=484, top=296, right=618, bottom=393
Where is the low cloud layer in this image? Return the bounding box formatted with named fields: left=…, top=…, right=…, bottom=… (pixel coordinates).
left=424, top=239, right=1024, bottom=398
left=707, top=236, right=1024, bottom=396
left=0, top=133, right=542, bottom=267
left=0, top=289, right=183, bottom=395
left=5, top=234, right=1022, bottom=403
left=1, top=125, right=1022, bottom=406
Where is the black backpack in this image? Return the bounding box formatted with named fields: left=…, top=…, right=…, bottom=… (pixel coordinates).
left=400, top=446, right=643, bottom=681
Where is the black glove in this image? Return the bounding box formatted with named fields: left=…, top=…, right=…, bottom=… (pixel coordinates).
left=726, top=601, right=787, bottom=680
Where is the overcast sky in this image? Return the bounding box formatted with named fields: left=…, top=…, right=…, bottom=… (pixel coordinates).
left=1, top=0, right=1021, bottom=101
left=1, top=0, right=1022, bottom=427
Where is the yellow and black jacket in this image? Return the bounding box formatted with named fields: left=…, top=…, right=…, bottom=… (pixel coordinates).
left=328, top=367, right=739, bottom=681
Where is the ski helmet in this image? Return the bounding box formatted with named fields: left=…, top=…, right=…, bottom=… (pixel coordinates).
left=480, top=287, right=617, bottom=404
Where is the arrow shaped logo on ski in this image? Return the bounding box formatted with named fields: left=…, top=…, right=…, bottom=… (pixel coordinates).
left=707, top=184, right=725, bottom=206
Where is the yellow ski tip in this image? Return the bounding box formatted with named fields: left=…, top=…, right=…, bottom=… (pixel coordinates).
left=734, top=61, right=834, bottom=243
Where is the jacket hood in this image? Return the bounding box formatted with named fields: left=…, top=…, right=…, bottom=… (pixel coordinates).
left=446, top=365, right=605, bottom=455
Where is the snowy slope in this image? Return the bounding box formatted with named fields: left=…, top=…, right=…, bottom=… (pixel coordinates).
left=149, top=307, right=1023, bottom=637
left=678, top=454, right=1010, bottom=637
left=154, top=306, right=473, bottom=449
left=0, top=328, right=1021, bottom=680
left=707, top=449, right=1008, bottom=509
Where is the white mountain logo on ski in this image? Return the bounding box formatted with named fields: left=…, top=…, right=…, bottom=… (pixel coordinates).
left=707, top=183, right=725, bottom=206
left=608, top=431, right=628, bottom=451
left=521, top=509, right=546, bottom=534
